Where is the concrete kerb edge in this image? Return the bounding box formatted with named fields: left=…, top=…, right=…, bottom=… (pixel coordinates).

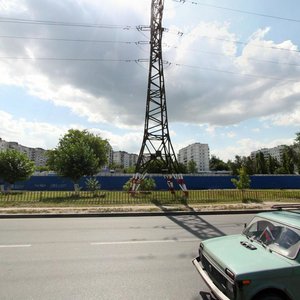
left=0, top=209, right=272, bottom=219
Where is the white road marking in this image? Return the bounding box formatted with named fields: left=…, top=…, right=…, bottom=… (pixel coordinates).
left=91, top=238, right=199, bottom=246
left=0, top=244, right=31, bottom=248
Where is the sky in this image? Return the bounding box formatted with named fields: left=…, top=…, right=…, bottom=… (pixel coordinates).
left=0, top=0, right=300, bottom=161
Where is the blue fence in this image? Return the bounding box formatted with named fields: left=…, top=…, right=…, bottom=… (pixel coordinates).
left=6, top=174, right=300, bottom=191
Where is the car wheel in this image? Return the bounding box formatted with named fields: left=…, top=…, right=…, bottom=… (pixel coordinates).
left=255, top=291, right=285, bottom=300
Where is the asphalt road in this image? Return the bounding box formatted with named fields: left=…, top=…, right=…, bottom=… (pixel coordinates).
left=0, top=214, right=254, bottom=300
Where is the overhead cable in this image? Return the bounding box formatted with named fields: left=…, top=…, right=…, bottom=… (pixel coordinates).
left=0, top=55, right=297, bottom=82
left=0, top=16, right=133, bottom=30
left=173, top=0, right=300, bottom=23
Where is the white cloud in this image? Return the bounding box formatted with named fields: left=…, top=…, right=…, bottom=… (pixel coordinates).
left=0, top=0, right=27, bottom=12
left=265, top=109, right=300, bottom=126
left=1, top=0, right=300, bottom=130
left=0, top=1, right=300, bottom=161
left=212, top=137, right=294, bottom=161
left=0, top=110, right=66, bottom=148
left=226, top=131, right=236, bottom=138
left=0, top=109, right=143, bottom=153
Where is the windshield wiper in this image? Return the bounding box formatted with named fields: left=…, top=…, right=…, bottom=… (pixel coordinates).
left=255, top=238, right=267, bottom=249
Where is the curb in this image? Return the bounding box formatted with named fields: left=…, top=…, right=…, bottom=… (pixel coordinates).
left=0, top=208, right=272, bottom=219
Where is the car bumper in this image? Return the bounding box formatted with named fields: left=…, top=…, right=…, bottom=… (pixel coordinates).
left=192, top=256, right=231, bottom=300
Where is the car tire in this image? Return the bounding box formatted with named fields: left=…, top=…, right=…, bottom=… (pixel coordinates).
left=254, top=291, right=285, bottom=300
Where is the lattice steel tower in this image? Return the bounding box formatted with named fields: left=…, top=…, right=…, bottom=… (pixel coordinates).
left=135, top=0, right=179, bottom=174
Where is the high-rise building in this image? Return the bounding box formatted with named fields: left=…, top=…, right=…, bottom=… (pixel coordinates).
left=112, top=151, right=138, bottom=169
left=0, top=138, right=47, bottom=167
left=178, top=143, right=210, bottom=172
left=250, top=145, right=285, bottom=163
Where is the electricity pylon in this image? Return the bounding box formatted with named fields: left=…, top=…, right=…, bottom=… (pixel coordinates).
left=135, top=0, right=179, bottom=174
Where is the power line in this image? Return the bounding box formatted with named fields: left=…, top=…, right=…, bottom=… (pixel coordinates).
left=165, top=31, right=300, bottom=54
left=1, top=16, right=298, bottom=55
left=1, top=34, right=299, bottom=68
left=2, top=31, right=299, bottom=57
left=0, top=55, right=297, bottom=82
left=206, top=36, right=300, bottom=54
left=0, top=34, right=146, bottom=45
left=172, top=62, right=298, bottom=82
left=0, top=56, right=136, bottom=62
left=0, top=16, right=133, bottom=30
left=173, top=0, right=300, bottom=23
left=165, top=45, right=300, bottom=68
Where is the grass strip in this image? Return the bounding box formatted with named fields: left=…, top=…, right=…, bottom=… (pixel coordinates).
left=0, top=189, right=299, bottom=208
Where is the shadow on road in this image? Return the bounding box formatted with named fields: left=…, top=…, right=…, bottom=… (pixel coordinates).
left=151, top=197, right=225, bottom=240
left=151, top=196, right=223, bottom=300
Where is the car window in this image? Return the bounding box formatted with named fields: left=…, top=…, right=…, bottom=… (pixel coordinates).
left=243, top=216, right=300, bottom=259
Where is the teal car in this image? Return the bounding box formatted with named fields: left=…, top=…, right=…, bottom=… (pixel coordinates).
left=192, top=205, right=300, bottom=300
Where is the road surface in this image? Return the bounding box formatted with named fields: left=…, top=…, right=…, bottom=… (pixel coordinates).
left=0, top=214, right=254, bottom=299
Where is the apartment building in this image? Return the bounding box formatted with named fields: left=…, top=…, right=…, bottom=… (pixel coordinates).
left=0, top=137, right=139, bottom=170
left=0, top=138, right=47, bottom=167
left=250, top=145, right=285, bottom=163
left=112, top=151, right=138, bottom=169
left=178, top=142, right=210, bottom=172
left=0, top=138, right=8, bottom=151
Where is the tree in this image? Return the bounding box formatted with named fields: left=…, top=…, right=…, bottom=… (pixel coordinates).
left=243, top=156, right=256, bottom=175
left=255, top=152, right=268, bottom=174
left=177, top=162, right=188, bottom=174
left=0, top=149, right=35, bottom=191
left=231, top=166, right=251, bottom=190
left=231, top=167, right=251, bottom=202
left=187, top=159, right=197, bottom=174
left=146, top=159, right=166, bottom=174
left=292, top=132, right=300, bottom=173
left=123, top=166, right=136, bottom=174
left=209, top=155, right=229, bottom=171
left=47, top=129, right=109, bottom=190
left=294, top=132, right=300, bottom=145
left=267, top=155, right=280, bottom=174
left=228, top=155, right=243, bottom=175
left=35, top=165, right=50, bottom=172
left=281, top=146, right=295, bottom=174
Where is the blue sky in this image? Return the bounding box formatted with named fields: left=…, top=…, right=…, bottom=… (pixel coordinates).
left=0, top=0, right=299, bottom=161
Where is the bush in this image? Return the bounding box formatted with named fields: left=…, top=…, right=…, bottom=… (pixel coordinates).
left=123, top=177, right=156, bottom=192
left=85, top=177, right=101, bottom=196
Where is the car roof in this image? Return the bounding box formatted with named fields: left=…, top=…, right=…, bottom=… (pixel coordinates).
left=258, top=210, right=300, bottom=229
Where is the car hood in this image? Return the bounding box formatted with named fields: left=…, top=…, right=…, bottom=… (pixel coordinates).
left=202, top=234, right=295, bottom=278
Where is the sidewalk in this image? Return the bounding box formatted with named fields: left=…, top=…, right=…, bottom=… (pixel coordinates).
left=0, top=202, right=278, bottom=218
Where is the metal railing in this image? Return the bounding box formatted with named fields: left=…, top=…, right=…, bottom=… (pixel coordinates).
left=1, top=189, right=300, bottom=206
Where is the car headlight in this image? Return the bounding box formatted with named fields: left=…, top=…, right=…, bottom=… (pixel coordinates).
left=198, top=242, right=204, bottom=259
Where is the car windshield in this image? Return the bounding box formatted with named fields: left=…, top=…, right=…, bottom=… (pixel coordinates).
left=243, top=216, right=300, bottom=259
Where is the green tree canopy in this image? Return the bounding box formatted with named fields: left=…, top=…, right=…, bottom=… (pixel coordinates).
left=292, top=132, right=300, bottom=173
left=255, top=151, right=268, bottom=174
left=177, top=162, right=188, bottom=174
left=227, top=155, right=243, bottom=175
left=47, top=129, right=109, bottom=188
left=231, top=166, right=251, bottom=190
left=294, top=132, right=300, bottom=145
left=280, top=146, right=295, bottom=174
left=0, top=149, right=35, bottom=190
left=187, top=159, right=197, bottom=174
left=267, top=155, right=280, bottom=174
left=145, top=159, right=169, bottom=174
left=209, top=155, right=229, bottom=171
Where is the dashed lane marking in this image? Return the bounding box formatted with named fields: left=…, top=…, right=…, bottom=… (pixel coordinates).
left=91, top=238, right=199, bottom=246
left=0, top=244, right=31, bottom=248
